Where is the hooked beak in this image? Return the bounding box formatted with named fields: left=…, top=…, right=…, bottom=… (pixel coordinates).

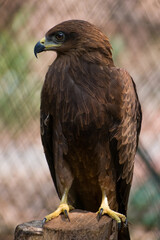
left=34, top=38, right=45, bottom=58
left=34, top=37, right=61, bottom=58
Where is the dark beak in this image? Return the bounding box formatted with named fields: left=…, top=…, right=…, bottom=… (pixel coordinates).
left=34, top=41, right=45, bottom=58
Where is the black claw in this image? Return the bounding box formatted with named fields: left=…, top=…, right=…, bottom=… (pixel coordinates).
left=42, top=218, right=47, bottom=226
left=98, top=208, right=103, bottom=220
left=118, top=222, right=121, bottom=230
left=64, top=209, right=70, bottom=221
left=124, top=218, right=128, bottom=227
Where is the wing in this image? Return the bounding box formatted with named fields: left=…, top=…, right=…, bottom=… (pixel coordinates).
left=40, top=110, right=59, bottom=191
left=40, top=65, right=71, bottom=198
left=40, top=75, right=61, bottom=195
left=109, top=68, right=142, bottom=215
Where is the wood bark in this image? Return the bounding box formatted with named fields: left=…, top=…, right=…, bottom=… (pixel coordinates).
left=14, top=210, right=118, bottom=240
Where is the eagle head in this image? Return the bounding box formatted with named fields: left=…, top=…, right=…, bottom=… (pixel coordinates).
left=34, top=20, right=112, bottom=59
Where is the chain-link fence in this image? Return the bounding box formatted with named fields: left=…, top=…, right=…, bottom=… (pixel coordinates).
left=0, top=0, right=160, bottom=239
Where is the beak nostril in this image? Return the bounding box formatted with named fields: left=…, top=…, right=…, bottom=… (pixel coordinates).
left=40, top=37, right=45, bottom=44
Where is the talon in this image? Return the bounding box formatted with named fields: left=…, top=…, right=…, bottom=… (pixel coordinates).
left=98, top=208, right=103, bottom=220
left=118, top=222, right=121, bottom=230
left=42, top=217, right=47, bottom=226
left=64, top=209, right=70, bottom=221
left=124, top=218, right=128, bottom=227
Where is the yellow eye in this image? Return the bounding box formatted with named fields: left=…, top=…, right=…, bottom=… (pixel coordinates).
left=55, top=32, right=65, bottom=41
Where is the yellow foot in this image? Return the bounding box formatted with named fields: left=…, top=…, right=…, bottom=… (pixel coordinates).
left=44, top=203, right=74, bottom=223
left=97, top=206, right=126, bottom=225
left=97, top=191, right=126, bottom=229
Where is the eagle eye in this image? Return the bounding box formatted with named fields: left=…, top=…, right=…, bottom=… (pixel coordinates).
left=54, top=32, right=65, bottom=42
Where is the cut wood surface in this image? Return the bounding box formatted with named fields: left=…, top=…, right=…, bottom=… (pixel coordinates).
left=14, top=210, right=118, bottom=240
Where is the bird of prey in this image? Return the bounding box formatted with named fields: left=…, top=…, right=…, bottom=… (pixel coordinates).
left=34, top=20, right=142, bottom=239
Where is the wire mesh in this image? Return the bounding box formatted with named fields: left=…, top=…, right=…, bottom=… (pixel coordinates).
left=0, top=0, right=160, bottom=239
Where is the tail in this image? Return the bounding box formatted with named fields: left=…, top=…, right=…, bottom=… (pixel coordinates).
left=118, top=224, right=130, bottom=240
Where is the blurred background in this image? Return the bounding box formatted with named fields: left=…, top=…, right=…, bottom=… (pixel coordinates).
left=0, top=0, right=160, bottom=239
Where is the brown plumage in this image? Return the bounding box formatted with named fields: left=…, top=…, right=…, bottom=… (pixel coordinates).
left=34, top=20, right=142, bottom=239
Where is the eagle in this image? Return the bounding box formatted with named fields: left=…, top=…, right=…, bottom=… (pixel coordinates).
left=34, top=20, right=142, bottom=239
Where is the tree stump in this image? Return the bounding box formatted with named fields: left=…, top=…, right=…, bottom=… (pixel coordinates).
left=14, top=210, right=118, bottom=240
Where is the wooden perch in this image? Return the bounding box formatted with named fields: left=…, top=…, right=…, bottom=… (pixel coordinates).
left=14, top=210, right=118, bottom=240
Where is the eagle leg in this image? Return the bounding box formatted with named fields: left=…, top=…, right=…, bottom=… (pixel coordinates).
left=97, top=191, right=126, bottom=227
left=43, top=188, right=74, bottom=223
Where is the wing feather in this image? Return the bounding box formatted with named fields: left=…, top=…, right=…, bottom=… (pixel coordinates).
left=40, top=111, right=59, bottom=192
left=109, top=68, right=142, bottom=214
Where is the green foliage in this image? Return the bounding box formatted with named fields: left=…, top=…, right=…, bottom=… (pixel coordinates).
left=110, top=34, right=125, bottom=63
left=129, top=177, right=160, bottom=229
left=0, top=12, right=40, bottom=133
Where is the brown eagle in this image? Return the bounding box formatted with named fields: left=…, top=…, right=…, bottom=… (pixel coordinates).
left=34, top=20, right=142, bottom=239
